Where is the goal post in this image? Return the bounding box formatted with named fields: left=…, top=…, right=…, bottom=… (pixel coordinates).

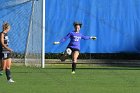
left=24, top=0, right=45, bottom=68
left=42, top=0, right=45, bottom=68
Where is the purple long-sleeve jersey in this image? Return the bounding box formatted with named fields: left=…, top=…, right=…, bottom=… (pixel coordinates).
left=59, top=31, right=91, bottom=50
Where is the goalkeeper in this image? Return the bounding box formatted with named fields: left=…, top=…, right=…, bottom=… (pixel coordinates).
left=54, top=22, right=96, bottom=74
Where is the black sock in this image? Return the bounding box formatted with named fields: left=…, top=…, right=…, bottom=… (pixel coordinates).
left=72, top=62, right=76, bottom=72
left=6, top=69, right=11, bottom=80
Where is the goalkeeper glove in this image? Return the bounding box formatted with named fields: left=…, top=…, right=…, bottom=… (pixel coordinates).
left=53, top=42, right=60, bottom=45
left=90, top=36, right=97, bottom=40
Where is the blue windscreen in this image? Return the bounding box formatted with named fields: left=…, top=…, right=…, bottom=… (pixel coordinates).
left=0, top=0, right=140, bottom=53
left=46, top=0, right=140, bottom=53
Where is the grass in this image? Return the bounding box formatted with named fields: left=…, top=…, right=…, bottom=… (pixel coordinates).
left=0, top=64, right=140, bottom=93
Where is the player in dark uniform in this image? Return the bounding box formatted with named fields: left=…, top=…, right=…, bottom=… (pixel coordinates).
left=0, top=22, right=14, bottom=82
left=54, top=22, right=96, bottom=74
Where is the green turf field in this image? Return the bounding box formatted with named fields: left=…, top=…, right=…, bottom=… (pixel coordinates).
left=0, top=65, right=140, bottom=93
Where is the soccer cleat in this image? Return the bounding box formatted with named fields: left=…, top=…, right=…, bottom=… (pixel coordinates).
left=8, top=79, right=15, bottom=83
left=71, top=71, right=75, bottom=74
left=60, top=54, right=67, bottom=62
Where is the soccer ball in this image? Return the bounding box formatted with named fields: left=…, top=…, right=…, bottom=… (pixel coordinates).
left=66, top=48, right=72, bottom=55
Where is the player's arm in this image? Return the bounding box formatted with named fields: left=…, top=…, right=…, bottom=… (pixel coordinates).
left=0, top=33, right=12, bottom=52
left=53, top=32, right=71, bottom=45
left=81, top=35, right=97, bottom=40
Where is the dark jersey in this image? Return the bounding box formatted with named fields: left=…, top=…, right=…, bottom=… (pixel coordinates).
left=0, top=32, right=9, bottom=53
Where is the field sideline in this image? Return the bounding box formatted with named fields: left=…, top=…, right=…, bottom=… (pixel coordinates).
left=0, top=64, right=140, bottom=93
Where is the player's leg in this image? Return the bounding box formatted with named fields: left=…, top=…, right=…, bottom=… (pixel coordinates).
left=3, top=52, right=14, bottom=82
left=2, top=59, right=8, bottom=80
left=0, top=53, right=3, bottom=75
left=71, top=51, right=79, bottom=74
left=2, top=59, right=6, bottom=71
left=5, top=58, right=11, bottom=80
left=0, top=59, right=3, bottom=75
left=60, top=52, right=67, bottom=62
left=5, top=58, right=14, bottom=82
left=60, top=48, right=72, bottom=62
